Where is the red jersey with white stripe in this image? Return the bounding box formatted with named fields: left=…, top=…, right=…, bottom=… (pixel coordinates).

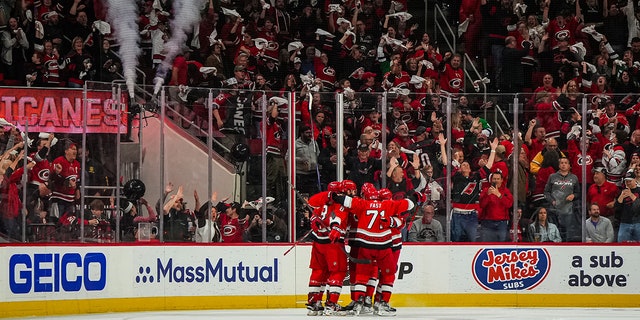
left=263, top=113, right=285, bottom=156
left=314, top=59, right=337, bottom=90
left=383, top=71, right=411, bottom=88
left=29, top=151, right=50, bottom=186
left=42, top=53, right=63, bottom=86
left=50, top=156, right=80, bottom=203
left=308, top=191, right=349, bottom=244
left=219, top=214, right=247, bottom=243
left=390, top=219, right=405, bottom=252
left=439, top=64, right=464, bottom=94
left=212, top=92, right=231, bottom=110
left=342, top=197, right=414, bottom=249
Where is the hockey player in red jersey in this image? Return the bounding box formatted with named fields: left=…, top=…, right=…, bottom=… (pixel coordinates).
left=305, top=181, right=349, bottom=316
left=375, top=187, right=403, bottom=306
left=332, top=186, right=415, bottom=316
left=339, top=180, right=367, bottom=313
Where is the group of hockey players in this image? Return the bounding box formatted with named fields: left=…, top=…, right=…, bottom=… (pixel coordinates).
left=305, top=179, right=415, bottom=316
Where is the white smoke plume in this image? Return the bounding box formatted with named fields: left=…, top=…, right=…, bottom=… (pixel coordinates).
left=106, top=0, right=141, bottom=98
left=153, top=0, right=203, bottom=95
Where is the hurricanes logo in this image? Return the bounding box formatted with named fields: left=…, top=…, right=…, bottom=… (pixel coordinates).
left=350, top=67, right=365, bottom=79
left=420, top=97, right=427, bottom=107
left=555, top=30, right=570, bottom=41
left=398, top=113, right=413, bottom=123
left=449, top=78, right=462, bottom=89
left=323, top=67, right=336, bottom=76
left=38, top=169, right=50, bottom=182
left=461, top=182, right=477, bottom=195
left=266, top=41, right=279, bottom=51
left=223, top=225, right=238, bottom=237
left=577, top=155, right=593, bottom=166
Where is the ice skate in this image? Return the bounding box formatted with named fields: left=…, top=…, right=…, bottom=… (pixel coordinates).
left=343, top=300, right=356, bottom=311
left=361, top=296, right=373, bottom=314
left=350, top=297, right=365, bottom=316
left=323, top=301, right=347, bottom=316
left=373, top=301, right=396, bottom=316
left=306, top=301, right=323, bottom=316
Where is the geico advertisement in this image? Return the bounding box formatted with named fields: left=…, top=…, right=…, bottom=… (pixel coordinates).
left=1, top=247, right=109, bottom=300
left=393, top=245, right=638, bottom=294
left=1, top=246, right=295, bottom=301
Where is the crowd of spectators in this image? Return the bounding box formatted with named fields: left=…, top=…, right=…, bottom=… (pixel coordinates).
left=2, top=0, right=640, bottom=244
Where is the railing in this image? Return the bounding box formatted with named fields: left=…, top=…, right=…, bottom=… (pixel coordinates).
left=0, top=84, right=627, bottom=245
left=432, top=3, right=511, bottom=134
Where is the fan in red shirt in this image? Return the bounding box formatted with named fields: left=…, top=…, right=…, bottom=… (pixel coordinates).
left=478, top=172, right=513, bottom=241
left=438, top=52, right=464, bottom=95
left=587, top=168, right=619, bottom=218
left=50, top=141, right=80, bottom=219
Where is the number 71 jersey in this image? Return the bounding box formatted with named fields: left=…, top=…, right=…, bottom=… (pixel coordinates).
left=345, top=197, right=414, bottom=250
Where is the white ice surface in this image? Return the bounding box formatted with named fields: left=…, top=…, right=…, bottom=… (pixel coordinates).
left=7, top=307, right=640, bottom=320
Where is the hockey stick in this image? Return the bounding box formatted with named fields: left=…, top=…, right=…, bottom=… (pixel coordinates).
left=404, top=205, right=420, bottom=237
left=282, top=181, right=317, bottom=256
left=283, top=228, right=313, bottom=256
left=341, top=245, right=374, bottom=264
left=288, top=181, right=316, bottom=212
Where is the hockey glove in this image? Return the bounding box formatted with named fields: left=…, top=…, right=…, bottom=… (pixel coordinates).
left=328, top=226, right=343, bottom=243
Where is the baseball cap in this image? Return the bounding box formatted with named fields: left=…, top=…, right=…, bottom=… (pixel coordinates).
left=415, top=126, right=427, bottom=135
left=357, top=143, right=370, bottom=151
left=218, top=201, right=242, bottom=211
left=361, top=72, right=377, bottom=80
left=592, top=167, right=605, bottom=174
left=42, top=11, right=59, bottom=20
left=624, top=171, right=636, bottom=181
left=215, top=202, right=228, bottom=213
left=229, top=201, right=242, bottom=210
